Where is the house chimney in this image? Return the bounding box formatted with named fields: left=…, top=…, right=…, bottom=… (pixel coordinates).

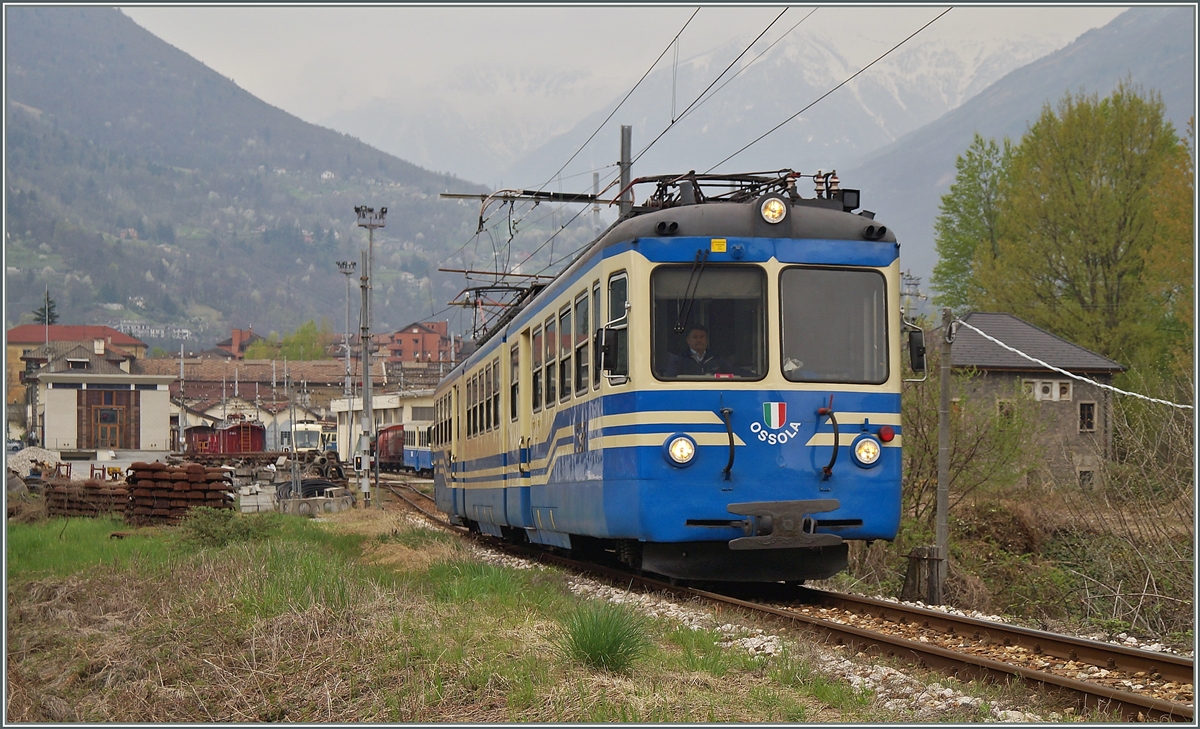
left=94, top=338, right=105, bottom=355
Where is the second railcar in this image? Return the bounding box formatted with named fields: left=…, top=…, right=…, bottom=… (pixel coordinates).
left=376, top=424, right=406, bottom=473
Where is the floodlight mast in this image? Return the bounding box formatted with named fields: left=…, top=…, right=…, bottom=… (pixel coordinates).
left=336, top=260, right=357, bottom=399
left=354, top=205, right=386, bottom=508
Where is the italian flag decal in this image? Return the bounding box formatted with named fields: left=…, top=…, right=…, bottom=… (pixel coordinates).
left=763, top=402, right=787, bottom=429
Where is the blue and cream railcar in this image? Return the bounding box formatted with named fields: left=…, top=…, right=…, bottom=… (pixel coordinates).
left=433, top=171, right=917, bottom=582
left=402, top=421, right=434, bottom=477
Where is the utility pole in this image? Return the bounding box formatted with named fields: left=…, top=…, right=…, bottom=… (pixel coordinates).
left=934, top=306, right=954, bottom=604
left=287, top=368, right=299, bottom=498
left=619, top=125, right=632, bottom=217
left=178, top=344, right=186, bottom=431
left=355, top=205, right=386, bottom=508
left=593, top=171, right=600, bottom=235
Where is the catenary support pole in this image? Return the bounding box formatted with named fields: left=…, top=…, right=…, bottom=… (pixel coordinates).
left=934, top=306, right=954, bottom=604
left=619, top=125, right=632, bottom=216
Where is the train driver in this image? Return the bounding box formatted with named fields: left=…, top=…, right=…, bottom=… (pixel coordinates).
left=663, top=324, right=735, bottom=377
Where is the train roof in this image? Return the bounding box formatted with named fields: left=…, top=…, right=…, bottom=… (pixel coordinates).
left=442, top=170, right=896, bottom=381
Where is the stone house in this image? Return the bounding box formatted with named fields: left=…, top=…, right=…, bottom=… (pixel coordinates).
left=950, top=312, right=1125, bottom=488
left=21, top=341, right=174, bottom=453
left=6, top=325, right=147, bottom=431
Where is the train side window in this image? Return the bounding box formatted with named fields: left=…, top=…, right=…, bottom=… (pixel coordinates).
left=475, top=373, right=482, bottom=436
left=484, top=363, right=493, bottom=432
left=467, top=374, right=476, bottom=438
left=510, top=345, right=519, bottom=422
left=592, top=281, right=601, bottom=389
left=559, top=305, right=572, bottom=402
left=465, top=377, right=471, bottom=438
left=492, top=359, right=500, bottom=429
left=602, top=272, right=629, bottom=382
left=544, top=315, right=557, bottom=405
left=532, top=326, right=543, bottom=411
left=575, top=291, right=589, bottom=395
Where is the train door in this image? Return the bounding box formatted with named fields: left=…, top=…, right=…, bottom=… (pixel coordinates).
left=451, top=383, right=466, bottom=515
left=506, top=333, right=534, bottom=534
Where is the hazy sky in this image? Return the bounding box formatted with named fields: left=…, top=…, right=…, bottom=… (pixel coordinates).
left=121, top=5, right=1129, bottom=136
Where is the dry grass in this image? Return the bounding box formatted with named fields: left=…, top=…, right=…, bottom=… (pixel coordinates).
left=6, top=509, right=872, bottom=724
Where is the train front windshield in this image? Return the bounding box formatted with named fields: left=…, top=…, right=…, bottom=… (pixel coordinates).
left=651, top=264, right=888, bottom=384
left=652, top=266, right=767, bottom=380
left=293, top=430, right=322, bottom=449
left=780, top=267, right=888, bottom=384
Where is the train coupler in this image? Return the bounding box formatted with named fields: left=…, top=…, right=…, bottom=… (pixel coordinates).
left=726, top=499, right=843, bottom=550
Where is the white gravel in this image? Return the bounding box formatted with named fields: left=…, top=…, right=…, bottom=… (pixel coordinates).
left=5, top=447, right=66, bottom=478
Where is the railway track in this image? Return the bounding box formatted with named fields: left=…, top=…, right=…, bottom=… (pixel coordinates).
left=380, top=480, right=1194, bottom=722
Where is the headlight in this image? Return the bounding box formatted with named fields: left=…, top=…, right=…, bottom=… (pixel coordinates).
left=760, top=197, right=787, bottom=224
left=664, top=434, right=697, bottom=467
left=852, top=435, right=882, bottom=467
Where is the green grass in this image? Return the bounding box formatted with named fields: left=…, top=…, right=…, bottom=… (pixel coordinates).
left=6, top=511, right=1106, bottom=723
left=373, top=526, right=457, bottom=550
left=6, top=517, right=176, bottom=579
left=770, top=652, right=872, bottom=710
left=665, top=625, right=736, bottom=676
left=555, top=600, right=652, bottom=673
left=232, top=539, right=369, bottom=618
left=425, top=559, right=556, bottom=610
left=178, top=507, right=284, bottom=548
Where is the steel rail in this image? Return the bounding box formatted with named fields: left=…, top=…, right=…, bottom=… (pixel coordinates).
left=692, top=588, right=1193, bottom=723
left=802, top=589, right=1194, bottom=687
left=379, top=490, right=1192, bottom=721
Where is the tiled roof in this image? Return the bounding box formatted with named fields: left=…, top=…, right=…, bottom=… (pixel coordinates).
left=139, top=357, right=388, bottom=384
left=950, top=312, right=1125, bottom=373
left=6, top=324, right=146, bottom=347
left=22, top=342, right=129, bottom=376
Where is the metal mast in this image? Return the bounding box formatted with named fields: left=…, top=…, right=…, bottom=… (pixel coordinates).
left=354, top=205, right=386, bottom=508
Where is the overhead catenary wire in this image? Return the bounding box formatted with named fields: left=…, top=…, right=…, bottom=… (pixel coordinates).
left=528, top=7, right=702, bottom=197
left=953, top=320, right=1194, bottom=410
left=633, top=7, right=790, bottom=167
left=671, top=8, right=818, bottom=129
left=706, top=6, right=952, bottom=172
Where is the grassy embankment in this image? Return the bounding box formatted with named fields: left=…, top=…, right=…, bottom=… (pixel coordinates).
left=5, top=507, right=1023, bottom=723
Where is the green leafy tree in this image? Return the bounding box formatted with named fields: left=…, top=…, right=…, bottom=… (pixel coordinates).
left=930, top=133, right=1013, bottom=310
left=243, top=319, right=335, bottom=361
left=973, top=81, right=1184, bottom=369
left=32, top=292, right=59, bottom=324
left=1141, top=117, right=1195, bottom=378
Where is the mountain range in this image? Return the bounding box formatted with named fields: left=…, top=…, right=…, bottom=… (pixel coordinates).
left=4, top=6, right=489, bottom=345
left=3, top=6, right=1194, bottom=346
left=321, top=13, right=1101, bottom=189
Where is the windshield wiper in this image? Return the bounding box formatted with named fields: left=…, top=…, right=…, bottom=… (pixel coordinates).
left=674, top=248, right=710, bottom=333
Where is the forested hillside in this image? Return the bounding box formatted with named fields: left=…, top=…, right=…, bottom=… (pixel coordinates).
left=4, top=6, right=493, bottom=343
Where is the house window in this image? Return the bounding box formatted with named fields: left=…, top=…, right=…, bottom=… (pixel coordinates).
left=1079, top=402, right=1096, bottom=432
left=996, top=399, right=1014, bottom=420
left=1024, top=379, right=1073, bottom=402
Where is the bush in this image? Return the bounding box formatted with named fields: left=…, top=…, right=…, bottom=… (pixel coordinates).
left=179, top=507, right=282, bottom=548
left=555, top=601, right=651, bottom=673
